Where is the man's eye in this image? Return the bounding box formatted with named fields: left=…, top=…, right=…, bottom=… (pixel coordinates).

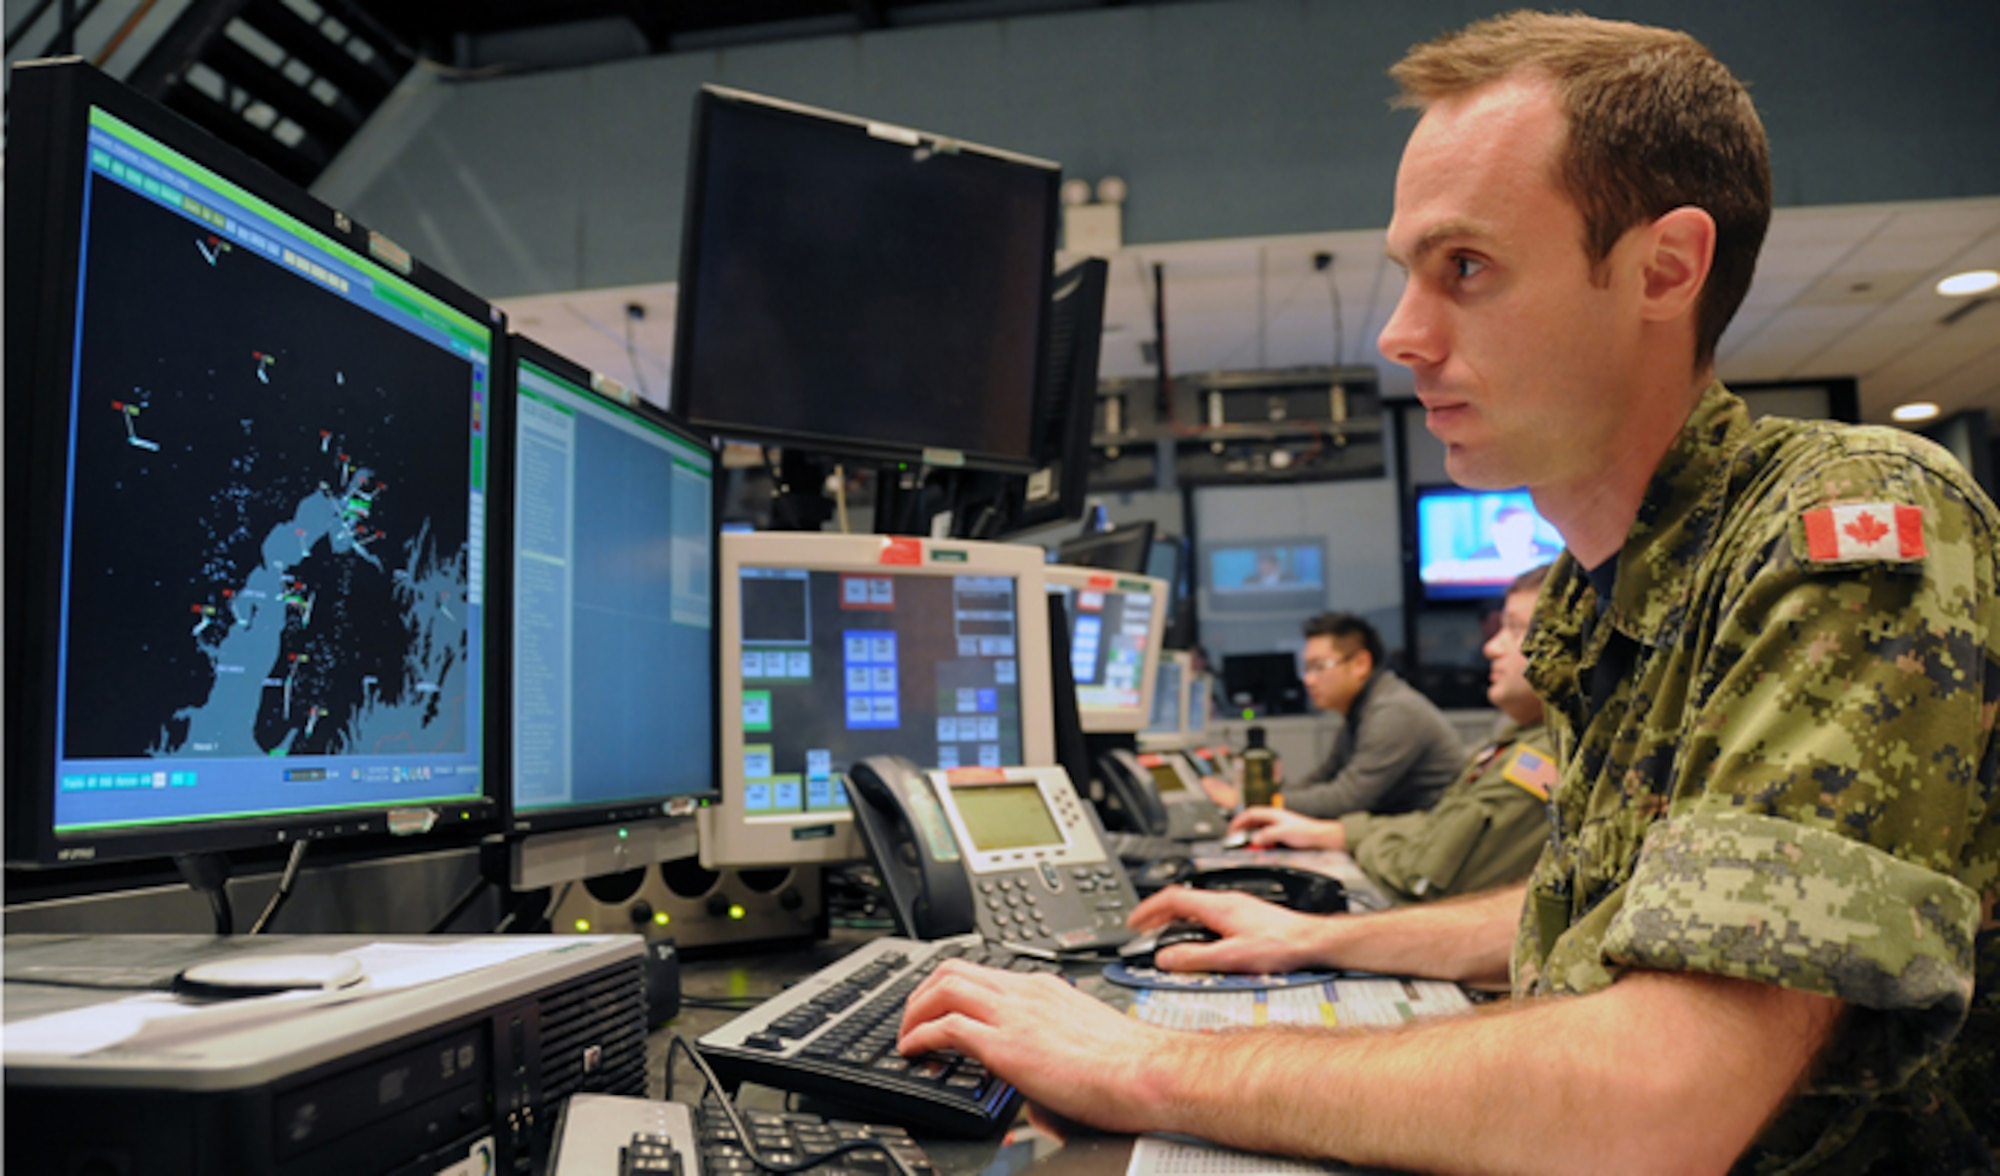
left=1453, top=256, right=1487, bottom=280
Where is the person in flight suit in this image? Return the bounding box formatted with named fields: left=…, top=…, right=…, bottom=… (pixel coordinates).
left=898, top=12, right=1999, bottom=1172
left=1231, top=564, right=1555, bottom=904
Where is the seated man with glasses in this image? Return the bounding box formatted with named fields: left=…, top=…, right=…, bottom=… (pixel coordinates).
left=1253, top=612, right=1464, bottom=821
left=1231, top=565, right=1553, bottom=902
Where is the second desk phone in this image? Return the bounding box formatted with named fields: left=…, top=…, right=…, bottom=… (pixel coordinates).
left=1096, top=749, right=1229, bottom=843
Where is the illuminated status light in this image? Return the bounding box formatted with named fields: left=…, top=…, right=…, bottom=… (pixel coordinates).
left=1242, top=708, right=1255, bottom=721
left=653, top=912, right=672, bottom=926
left=1892, top=401, right=1942, bottom=424
left=617, top=827, right=630, bottom=839
left=573, top=918, right=593, bottom=933
left=728, top=904, right=747, bottom=921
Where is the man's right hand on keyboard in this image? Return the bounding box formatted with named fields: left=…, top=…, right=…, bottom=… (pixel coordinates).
left=894, top=959, right=1179, bottom=1138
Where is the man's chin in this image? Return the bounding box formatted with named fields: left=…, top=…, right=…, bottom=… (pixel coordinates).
left=1442, top=445, right=1525, bottom=492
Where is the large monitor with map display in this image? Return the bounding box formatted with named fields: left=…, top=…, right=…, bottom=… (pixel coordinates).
left=5, top=61, right=500, bottom=867
left=497, top=337, right=718, bottom=887
left=697, top=532, right=1055, bottom=868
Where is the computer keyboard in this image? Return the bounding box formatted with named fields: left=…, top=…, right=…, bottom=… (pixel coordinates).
left=695, top=934, right=1059, bottom=1136
left=548, top=1094, right=698, bottom=1176
left=549, top=1093, right=937, bottom=1176
left=697, top=1102, right=934, bottom=1176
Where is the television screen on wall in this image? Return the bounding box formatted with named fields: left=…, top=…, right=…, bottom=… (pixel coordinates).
left=1414, top=486, right=1563, bottom=602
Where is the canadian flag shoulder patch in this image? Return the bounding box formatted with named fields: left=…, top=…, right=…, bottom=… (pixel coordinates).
left=1801, top=503, right=1926, bottom=564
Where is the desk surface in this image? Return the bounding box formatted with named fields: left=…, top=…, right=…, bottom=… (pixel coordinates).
left=650, top=925, right=1456, bottom=1176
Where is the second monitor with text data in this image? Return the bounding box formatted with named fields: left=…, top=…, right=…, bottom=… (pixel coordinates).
left=505, top=340, right=716, bottom=840
left=700, top=533, right=1054, bottom=868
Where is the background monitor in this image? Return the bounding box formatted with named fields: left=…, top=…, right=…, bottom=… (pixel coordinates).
left=672, top=85, right=1060, bottom=472
left=1000, top=257, right=1111, bottom=530
left=1221, top=652, right=1308, bottom=716
left=1208, top=541, right=1325, bottom=593
left=1140, top=649, right=1209, bottom=752
left=1203, top=538, right=1327, bottom=615
left=498, top=337, right=719, bottom=887
left=1043, top=566, right=1168, bottom=735
left=1413, top=485, right=1563, bottom=602
left=950, top=257, right=1112, bottom=540
left=5, top=61, right=498, bottom=867
left=699, top=532, right=1055, bottom=867
left=1146, top=536, right=1185, bottom=600
left=1055, top=520, right=1156, bottom=575
left=1146, top=653, right=1188, bottom=736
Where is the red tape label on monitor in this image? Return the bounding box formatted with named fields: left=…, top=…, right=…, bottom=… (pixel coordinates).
left=879, top=537, right=922, bottom=566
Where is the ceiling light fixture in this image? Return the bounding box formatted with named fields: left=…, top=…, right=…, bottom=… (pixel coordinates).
left=1935, top=270, right=2000, bottom=298
left=1892, top=401, right=1941, bottom=423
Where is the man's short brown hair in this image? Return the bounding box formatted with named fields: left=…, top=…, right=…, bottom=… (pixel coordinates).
left=1391, top=10, right=1771, bottom=369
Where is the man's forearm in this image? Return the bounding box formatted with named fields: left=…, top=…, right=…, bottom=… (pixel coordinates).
left=1314, top=884, right=1523, bottom=985
left=1139, top=971, right=1840, bottom=1176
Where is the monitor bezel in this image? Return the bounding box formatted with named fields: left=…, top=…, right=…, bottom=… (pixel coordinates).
left=494, top=335, right=722, bottom=839
left=671, top=84, right=1059, bottom=475
left=1043, top=565, right=1169, bottom=736
left=4, top=59, right=503, bottom=868
left=699, top=531, right=1055, bottom=869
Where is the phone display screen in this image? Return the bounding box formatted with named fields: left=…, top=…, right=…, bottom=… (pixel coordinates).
left=1145, top=763, right=1187, bottom=795
left=950, top=782, right=1064, bottom=852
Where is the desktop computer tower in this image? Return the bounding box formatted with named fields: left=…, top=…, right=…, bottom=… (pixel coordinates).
left=4, top=934, right=646, bottom=1176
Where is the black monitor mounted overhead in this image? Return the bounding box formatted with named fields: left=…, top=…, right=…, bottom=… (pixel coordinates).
left=956, top=257, right=1111, bottom=540
left=672, top=85, right=1063, bottom=531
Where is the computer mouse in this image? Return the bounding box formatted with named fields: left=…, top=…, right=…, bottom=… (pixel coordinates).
left=1117, top=919, right=1221, bottom=968
left=1186, top=865, right=1348, bottom=914
left=1218, top=829, right=1254, bottom=851
left=1131, top=856, right=1195, bottom=894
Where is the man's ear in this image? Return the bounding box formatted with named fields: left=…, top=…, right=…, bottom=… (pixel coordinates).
left=1640, top=206, right=1715, bottom=324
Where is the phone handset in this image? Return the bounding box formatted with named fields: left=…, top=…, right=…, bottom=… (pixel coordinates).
left=844, top=755, right=976, bottom=939
left=1091, top=749, right=1172, bottom=837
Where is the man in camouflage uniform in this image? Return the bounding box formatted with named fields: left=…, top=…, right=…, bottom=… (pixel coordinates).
left=899, top=13, right=1997, bottom=1172
left=1232, top=565, right=1558, bottom=904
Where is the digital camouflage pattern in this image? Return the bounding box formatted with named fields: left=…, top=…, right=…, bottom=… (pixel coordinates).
left=1516, top=385, right=2000, bottom=1173
left=1344, top=720, right=1553, bottom=901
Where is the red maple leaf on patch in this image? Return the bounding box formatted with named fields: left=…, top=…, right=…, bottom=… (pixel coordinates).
left=1844, top=512, right=1890, bottom=545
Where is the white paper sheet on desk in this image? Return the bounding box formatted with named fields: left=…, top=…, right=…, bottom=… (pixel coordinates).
left=4, top=938, right=585, bottom=1059
left=1127, top=978, right=1469, bottom=1032
left=1126, top=1135, right=1341, bottom=1175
